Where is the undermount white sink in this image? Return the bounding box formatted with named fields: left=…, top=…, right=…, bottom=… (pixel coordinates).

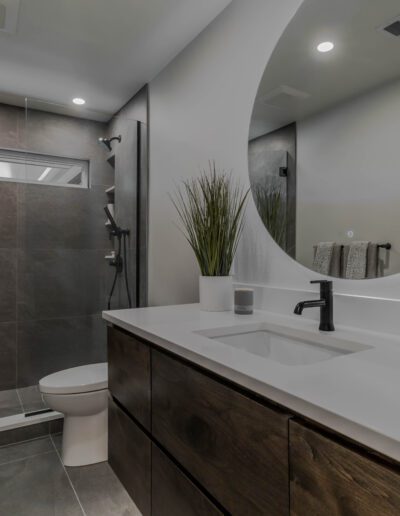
left=197, top=323, right=372, bottom=366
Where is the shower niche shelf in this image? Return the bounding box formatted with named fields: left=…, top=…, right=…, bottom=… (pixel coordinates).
left=105, top=185, right=115, bottom=194
left=107, top=153, right=116, bottom=168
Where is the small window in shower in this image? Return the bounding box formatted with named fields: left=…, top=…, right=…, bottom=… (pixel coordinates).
left=0, top=149, right=89, bottom=188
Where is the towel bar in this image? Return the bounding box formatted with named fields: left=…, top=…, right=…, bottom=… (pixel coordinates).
left=377, top=243, right=392, bottom=250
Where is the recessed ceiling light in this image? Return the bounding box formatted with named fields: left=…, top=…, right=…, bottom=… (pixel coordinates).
left=317, top=41, right=334, bottom=53
left=72, top=97, right=86, bottom=105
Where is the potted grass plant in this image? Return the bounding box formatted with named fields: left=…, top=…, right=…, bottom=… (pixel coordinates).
left=172, top=162, right=249, bottom=311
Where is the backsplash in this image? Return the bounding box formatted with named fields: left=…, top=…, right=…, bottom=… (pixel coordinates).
left=235, top=282, right=400, bottom=337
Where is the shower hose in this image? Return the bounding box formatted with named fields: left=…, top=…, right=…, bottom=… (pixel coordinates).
left=107, top=232, right=132, bottom=310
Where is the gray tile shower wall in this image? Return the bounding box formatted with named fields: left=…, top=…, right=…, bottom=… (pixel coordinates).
left=17, top=315, right=106, bottom=387
left=0, top=323, right=16, bottom=390
left=0, top=183, right=17, bottom=247
left=0, top=102, right=113, bottom=389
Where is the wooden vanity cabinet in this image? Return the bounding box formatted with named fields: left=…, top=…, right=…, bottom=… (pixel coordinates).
left=152, top=444, right=223, bottom=516
left=108, top=326, right=151, bottom=429
left=289, top=420, right=400, bottom=516
left=108, top=398, right=151, bottom=516
left=108, top=325, right=400, bottom=516
left=152, top=349, right=290, bottom=516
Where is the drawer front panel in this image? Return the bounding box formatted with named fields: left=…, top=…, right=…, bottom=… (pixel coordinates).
left=108, top=326, right=151, bottom=429
left=290, top=421, right=400, bottom=516
left=152, top=349, right=290, bottom=516
left=108, top=398, right=151, bottom=516
left=152, top=444, right=223, bottom=516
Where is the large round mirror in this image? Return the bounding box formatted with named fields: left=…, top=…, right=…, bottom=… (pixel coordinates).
left=249, top=0, right=400, bottom=279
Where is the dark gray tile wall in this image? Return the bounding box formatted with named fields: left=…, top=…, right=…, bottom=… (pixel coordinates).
left=0, top=103, right=113, bottom=389
left=0, top=323, right=16, bottom=390
left=0, top=183, right=17, bottom=248
left=17, top=315, right=106, bottom=386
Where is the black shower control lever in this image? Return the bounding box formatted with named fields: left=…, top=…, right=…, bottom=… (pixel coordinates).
left=294, top=280, right=335, bottom=332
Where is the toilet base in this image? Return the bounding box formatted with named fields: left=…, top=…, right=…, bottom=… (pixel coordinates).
left=61, top=408, right=108, bottom=467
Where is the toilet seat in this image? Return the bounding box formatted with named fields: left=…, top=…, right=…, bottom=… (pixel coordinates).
left=39, top=363, right=108, bottom=395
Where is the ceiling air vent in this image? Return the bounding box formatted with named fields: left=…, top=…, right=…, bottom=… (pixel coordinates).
left=259, top=85, right=310, bottom=109
left=380, top=16, right=400, bottom=37
left=0, top=4, right=6, bottom=29
left=0, top=0, right=20, bottom=34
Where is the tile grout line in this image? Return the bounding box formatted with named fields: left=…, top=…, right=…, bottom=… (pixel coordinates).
left=49, top=434, right=88, bottom=516
left=0, top=449, right=54, bottom=468
left=15, top=388, right=24, bottom=413
left=0, top=434, right=52, bottom=450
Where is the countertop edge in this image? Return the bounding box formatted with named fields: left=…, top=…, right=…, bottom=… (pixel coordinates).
left=103, top=311, right=400, bottom=464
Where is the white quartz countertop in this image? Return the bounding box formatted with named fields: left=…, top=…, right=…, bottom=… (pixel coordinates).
left=103, top=304, right=400, bottom=462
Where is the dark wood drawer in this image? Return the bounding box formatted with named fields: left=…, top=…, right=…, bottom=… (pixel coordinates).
left=152, top=350, right=290, bottom=516
left=290, top=420, right=400, bottom=516
left=108, top=397, right=151, bottom=516
left=108, top=326, right=151, bottom=429
left=152, top=444, right=223, bottom=516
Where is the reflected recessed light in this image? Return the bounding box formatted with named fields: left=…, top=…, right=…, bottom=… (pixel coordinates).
left=317, top=41, right=334, bottom=53
left=72, top=97, right=86, bottom=105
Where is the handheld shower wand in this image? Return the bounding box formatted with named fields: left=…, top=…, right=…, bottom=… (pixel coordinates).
left=104, top=206, right=132, bottom=309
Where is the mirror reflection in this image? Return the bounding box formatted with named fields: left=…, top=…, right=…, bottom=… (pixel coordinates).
left=249, top=0, right=400, bottom=279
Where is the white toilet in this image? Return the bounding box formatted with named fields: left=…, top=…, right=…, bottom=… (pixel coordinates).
left=39, top=363, right=108, bottom=467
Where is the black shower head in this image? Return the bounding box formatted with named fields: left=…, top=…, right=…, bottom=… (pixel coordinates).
left=98, top=135, right=122, bottom=152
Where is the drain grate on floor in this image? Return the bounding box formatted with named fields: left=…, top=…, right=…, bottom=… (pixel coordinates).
left=24, top=408, right=55, bottom=418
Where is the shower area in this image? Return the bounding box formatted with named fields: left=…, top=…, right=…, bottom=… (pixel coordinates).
left=0, top=91, right=148, bottom=439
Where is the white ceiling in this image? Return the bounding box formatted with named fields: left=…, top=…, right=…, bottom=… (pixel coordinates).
left=251, top=0, right=400, bottom=139
left=0, top=0, right=231, bottom=120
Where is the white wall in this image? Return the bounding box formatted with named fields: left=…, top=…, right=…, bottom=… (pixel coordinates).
left=296, top=78, right=400, bottom=276
left=148, top=0, right=400, bottom=316
left=148, top=0, right=303, bottom=306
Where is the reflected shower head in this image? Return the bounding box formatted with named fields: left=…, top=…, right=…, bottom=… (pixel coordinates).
left=98, top=135, right=122, bottom=151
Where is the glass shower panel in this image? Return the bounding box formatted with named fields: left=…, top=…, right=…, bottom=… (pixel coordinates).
left=15, top=97, right=112, bottom=393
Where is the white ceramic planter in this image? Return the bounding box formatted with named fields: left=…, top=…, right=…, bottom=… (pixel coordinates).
left=199, top=276, right=233, bottom=312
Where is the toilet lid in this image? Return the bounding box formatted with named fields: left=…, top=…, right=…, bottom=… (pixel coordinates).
left=39, top=363, right=108, bottom=395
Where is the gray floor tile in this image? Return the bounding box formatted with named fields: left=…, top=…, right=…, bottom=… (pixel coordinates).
left=0, top=436, right=53, bottom=466
left=67, top=461, right=141, bottom=516
left=0, top=389, right=22, bottom=418
left=18, top=385, right=47, bottom=413
left=51, top=433, right=62, bottom=453
left=0, top=451, right=83, bottom=515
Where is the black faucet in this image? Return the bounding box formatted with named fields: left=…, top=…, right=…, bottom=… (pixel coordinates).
left=294, top=280, right=335, bottom=332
